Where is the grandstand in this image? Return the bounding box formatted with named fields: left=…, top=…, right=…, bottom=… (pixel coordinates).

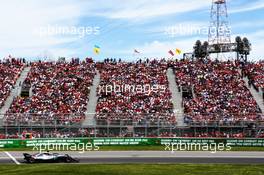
left=1, top=57, right=264, bottom=139
left=5, top=61, right=96, bottom=126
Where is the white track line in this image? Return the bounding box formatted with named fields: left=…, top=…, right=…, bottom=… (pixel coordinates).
left=4, top=151, right=20, bottom=165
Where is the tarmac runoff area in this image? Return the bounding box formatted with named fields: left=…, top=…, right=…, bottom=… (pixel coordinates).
left=0, top=151, right=264, bottom=164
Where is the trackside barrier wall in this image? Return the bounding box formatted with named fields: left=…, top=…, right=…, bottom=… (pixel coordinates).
left=1, top=138, right=264, bottom=148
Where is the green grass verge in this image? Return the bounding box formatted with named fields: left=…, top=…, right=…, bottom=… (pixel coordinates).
left=0, top=164, right=264, bottom=175
left=1, top=145, right=264, bottom=151
left=231, top=147, right=264, bottom=151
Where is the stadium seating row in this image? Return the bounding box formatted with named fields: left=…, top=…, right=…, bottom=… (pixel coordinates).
left=5, top=61, right=96, bottom=125
left=1, top=58, right=264, bottom=129
left=173, top=59, right=262, bottom=125
left=0, top=58, right=24, bottom=108
left=95, top=59, right=175, bottom=125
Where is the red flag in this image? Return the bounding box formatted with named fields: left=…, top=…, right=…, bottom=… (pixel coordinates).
left=168, top=50, right=174, bottom=56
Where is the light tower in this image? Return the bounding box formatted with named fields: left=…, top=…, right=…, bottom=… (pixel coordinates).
left=192, top=0, right=251, bottom=61
left=208, top=0, right=231, bottom=45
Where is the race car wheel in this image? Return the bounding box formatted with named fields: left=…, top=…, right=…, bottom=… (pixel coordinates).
left=29, top=158, right=35, bottom=163
left=65, top=157, right=72, bottom=163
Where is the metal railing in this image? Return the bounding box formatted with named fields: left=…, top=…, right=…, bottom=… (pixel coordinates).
left=1, top=112, right=263, bottom=138
left=1, top=113, right=264, bottom=127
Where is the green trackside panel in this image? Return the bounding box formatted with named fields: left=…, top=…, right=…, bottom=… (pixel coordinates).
left=1, top=138, right=264, bottom=148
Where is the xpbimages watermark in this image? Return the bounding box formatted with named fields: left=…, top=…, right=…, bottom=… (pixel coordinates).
left=164, top=141, right=232, bottom=153
left=37, top=25, right=100, bottom=38
left=164, top=24, right=231, bottom=38
left=32, top=141, right=100, bottom=153
left=98, top=83, right=166, bottom=95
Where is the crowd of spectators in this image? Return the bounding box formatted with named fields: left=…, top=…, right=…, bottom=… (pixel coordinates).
left=1, top=57, right=264, bottom=138
left=95, top=59, right=175, bottom=125
left=0, top=58, right=24, bottom=109
left=173, top=58, right=262, bottom=125
left=243, top=61, right=264, bottom=92
left=5, top=60, right=96, bottom=125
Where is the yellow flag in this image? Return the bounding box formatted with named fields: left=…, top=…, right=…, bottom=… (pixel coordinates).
left=176, top=48, right=181, bottom=55
left=94, top=45, right=100, bottom=55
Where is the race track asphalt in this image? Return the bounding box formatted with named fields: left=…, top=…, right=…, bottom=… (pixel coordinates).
left=0, top=151, right=264, bottom=164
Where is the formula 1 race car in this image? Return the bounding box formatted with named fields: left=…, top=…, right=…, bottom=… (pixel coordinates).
left=23, top=152, right=79, bottom=163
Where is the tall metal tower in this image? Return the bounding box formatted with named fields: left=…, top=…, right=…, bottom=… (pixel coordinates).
left=208, top=0, right=231, bottom=45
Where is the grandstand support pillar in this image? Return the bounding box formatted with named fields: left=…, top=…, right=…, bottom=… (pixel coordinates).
left=42, top=121, right=45, bottom=138
left=119, top=125, right=121, bottom=137
left=18, top=123, right=21, bottom=137
left=94, top=125, right=97, bottom=138
left=132, top=123, right=135, bottom=137
left=179, top=128, right=182, bottom=137
left=5, top=125, right=7, bottom=137
left=81, top=126, right=83, bottom=138
left=157, top=120, right=160, bottom=136
left=145, top=125, right=147, bottom=137
left=55, top=120, right=57, bottom=131
left=107, top=124, right=109, bottom=138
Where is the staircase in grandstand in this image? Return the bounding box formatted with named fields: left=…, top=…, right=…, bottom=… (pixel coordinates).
left=243, top=77, right=264, bottom=113
left=83, top=69, right=101, bottom=126
left=29, top=82, right=33, bottom=97
left=0, top=66, right=31, bottom=117
left=167, top=68, right=185, bottom=126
